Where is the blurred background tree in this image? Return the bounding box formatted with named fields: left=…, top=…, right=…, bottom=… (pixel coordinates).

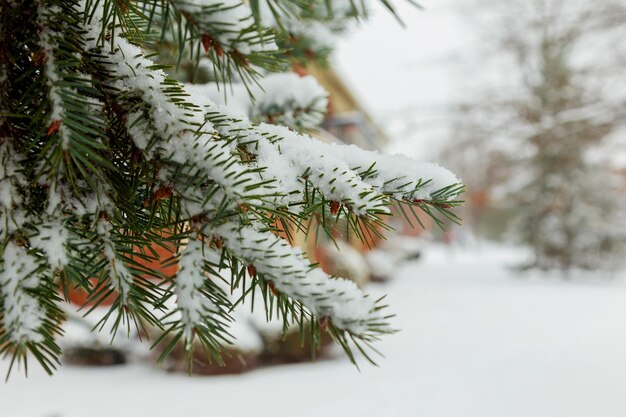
left=440, top=0, right=626, bottom=271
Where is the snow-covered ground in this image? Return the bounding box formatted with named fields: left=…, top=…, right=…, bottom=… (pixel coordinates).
left=3, top=244, right=626, bottom=417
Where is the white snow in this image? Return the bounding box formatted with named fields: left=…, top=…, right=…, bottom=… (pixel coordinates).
left=259, top=123, right=385, bottom=213
left=58, top=303, right=142, bottom=350
left=250, top=73, right=328, bottom=128
left=36, top=4, right=70, bottom=148
left=215, top=223, right=385, bottom=334
left=187, top=73, right=329, bottom=129
left=175, top=238, right=219, bottom=345
left=29, top=220, right=69, bottom=268
left=4, top=244, right=626, bottom=417
left=0, top=143, right=27, bottom=237
left=225, top=309, right=264, bottom=353
left=0, top=243, right=45, bottom=343
left=174, top=0, right=276, bottom=54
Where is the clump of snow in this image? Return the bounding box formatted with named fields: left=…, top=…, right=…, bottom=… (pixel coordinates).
left=319, top=143, right=461, bottom=200
left=187, top=73, right=328, bottom=129
left=30, top=220, right=69, bottom=268
left=259, top=123, right=386, bottom=214
left=36, top=4, right=70, bottom=148
left=251, top=73, right=328, bottom=128
left=0, top=242, right=45, bottom=343
left=215, top=224, right=385, bottom=334
left=0, top=143, right=27, bottom=237
left=175, top=239, right=218, bottom=346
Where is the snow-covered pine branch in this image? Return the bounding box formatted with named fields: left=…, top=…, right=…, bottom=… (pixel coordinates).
left=35, top=1, right=105, bottom=155
left=29, top=220, right=69, bottom=270
left=215, top=223, right=386, bottom=335
left=0, top=243, right=47, bottom=344
left=171, top=0, right=277, bottom=55
left=0, top=144, right=27, bottom=239
left=83, top=1, right=458, bottom=348
left=0, top=0, right=463, bottom=375
left=79, top=20, right=394, bottom=339
left=84, top=16, right=461, bottom=214
left=187, top=72, right=329, bottom=130
left=36, top=3, right=68, bottom=147
left=174, top=238, right=227, bottom=348
left=0, top=241, right=64, bottom=374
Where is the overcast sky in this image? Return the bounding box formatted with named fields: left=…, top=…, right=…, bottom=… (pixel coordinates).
left=333, top=0, right=475, bottom=159
left=333, top=0, right=626, bottom=166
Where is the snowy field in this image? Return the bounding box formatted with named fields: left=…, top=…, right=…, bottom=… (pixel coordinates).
left=3, top=244, right=626, bottom=417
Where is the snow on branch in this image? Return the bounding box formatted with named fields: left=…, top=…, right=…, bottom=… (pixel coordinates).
left=185, top=97, right=390, bottom=214
left=175, top=238, right=220, bottom=345
left=258, top=124, right=389, bottom=214
left=0, top=143, right=27, bottom=239
left=36, top=3, right=68, bottom=146
left=188, top=97, right=461, bottom=213
left=251, top=73, right=328, bottom=128
left=187, top=72, right=329, bottom=129
left=315, top=142, right=462, bottom=201
left=29, top=220, right=69, bottom=269
left=82, top=7, right=460, bottom=217
left=0, top=243, right=46, bottom=343
left=216, top=223, right=387, bottom=335
left=36, top=2, right=104, bottom=151
left=80, top=23, right=269, bottom=215
left=172, top=0, right=277, bottom=54
left=76, top=3, right=460, bottom=340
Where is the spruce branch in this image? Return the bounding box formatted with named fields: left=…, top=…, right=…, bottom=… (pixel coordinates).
left=0, top=0, right=463, bottom=376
